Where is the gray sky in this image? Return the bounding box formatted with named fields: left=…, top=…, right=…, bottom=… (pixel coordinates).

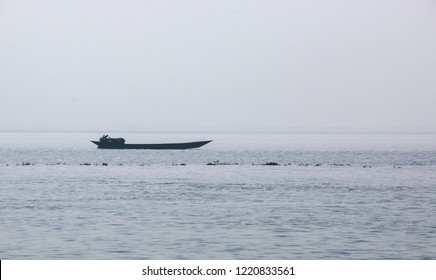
left=1, top=0, right=435, bottom=132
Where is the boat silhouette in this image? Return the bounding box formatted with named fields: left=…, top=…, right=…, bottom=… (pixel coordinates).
left=91, top=135, right=212, bottom=150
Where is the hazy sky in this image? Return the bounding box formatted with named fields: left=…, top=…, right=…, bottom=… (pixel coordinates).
left=1, top=0, right=435, bottom=132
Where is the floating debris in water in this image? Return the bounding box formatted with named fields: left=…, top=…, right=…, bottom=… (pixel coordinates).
left=3, top=161, right=392, bottom=168
left=207, top=160, right=239, bottom=166
left=46, top=162, right=67, bottom=166
left=263, top=162, right=279, bottom=166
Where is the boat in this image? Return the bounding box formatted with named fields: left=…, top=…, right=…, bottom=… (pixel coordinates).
left=91, top=135, right=212, bottom=149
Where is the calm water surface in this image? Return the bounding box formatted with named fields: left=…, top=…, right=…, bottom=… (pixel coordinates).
left=1, top=132, right=435, bottom=259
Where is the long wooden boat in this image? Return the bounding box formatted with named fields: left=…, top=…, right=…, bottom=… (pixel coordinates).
left=91, top=135, right=212, bottom=150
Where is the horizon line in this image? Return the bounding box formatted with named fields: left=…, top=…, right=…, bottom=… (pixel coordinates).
left=0, top=127, right=435, bottom=135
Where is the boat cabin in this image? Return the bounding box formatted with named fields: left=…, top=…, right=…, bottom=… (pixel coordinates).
left=99, top=135, right=125, bottom=144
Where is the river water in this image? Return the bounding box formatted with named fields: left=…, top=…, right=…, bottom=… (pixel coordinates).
left=0, top=132, right=435, bottom=259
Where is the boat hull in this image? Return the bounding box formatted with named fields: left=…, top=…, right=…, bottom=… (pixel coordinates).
left=91, top=140, right=212, bottom=150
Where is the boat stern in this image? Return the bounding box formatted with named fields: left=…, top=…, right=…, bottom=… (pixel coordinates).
left=90, top=140, right=100, bottom=147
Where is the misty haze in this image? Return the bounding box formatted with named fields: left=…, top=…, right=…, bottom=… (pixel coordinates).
left=1, top=0, right=436, bottom=262
left=1, top=0, right=435, bottom=133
